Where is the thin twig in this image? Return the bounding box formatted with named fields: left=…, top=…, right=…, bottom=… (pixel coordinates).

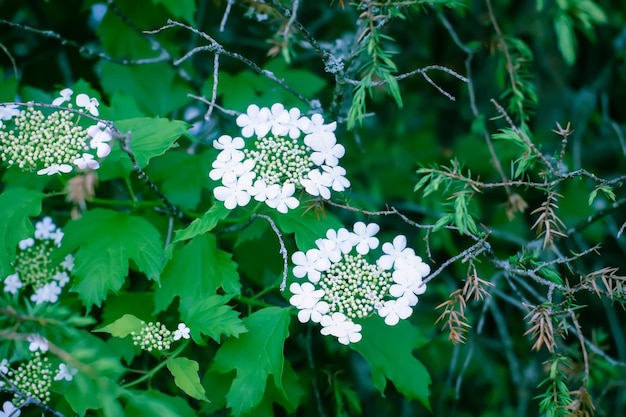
left=569, top=311, right=590, bottom=385
left=117, top=130, right=181, bottom=218
left=424, top=238, right=491, bottom=285
left=0, top=19, right=169, bottom=66
left=252, top=214, right=289, bottom=291
left=219, top=0, right=235, bottom=32
left=204, top=54, right=221, bottom=121
left=146, top=19, right=314, bottom=107
left=281, top=0, right=300, bottom=42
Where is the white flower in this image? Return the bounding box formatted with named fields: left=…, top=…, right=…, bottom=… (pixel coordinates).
left=297, top=300, right=329, bottom=323
left=304, top=132, right=345, bottom=167
left=248, top=180, right=280, bottom=202
left=87, top=122, right=113, bottom=158
left=289, top=282, right=324, bottom=309
left=265, top=183, right=300, bottom=213
left=37, top=163, right=73, bottom=176
left=173, top=323, right=191, bottom=341
left=76, top=93, right=99, bottom=116
left=315, top=238, right=341, bottom=263
left=73, top=153, right=100, bottom=170
left=53, top=271, right=70, bottom=287
left=27, top=334, right=49, bottom=353
left=236, top=104, right=271, bottom=138
left=378, top=235, right=416, bottom=270
left=0, top=401, right=20, bottom=417
left=395, top=255, right=431, bottom=278
left=303, top=113, right=337, bottom=135
left=337, top=320, right=362, bottom=345
left=292, top=248, right=331, bottom=283
left=389, top=267, right=426, bottom=307
left=320, top=312, right=362, bottom=344
left=50, top=229, right=64, bottom=247
left=54, top=363, right=78, bottom=381
left=322, top=165, right=350, bottom=192
left=213, top=172, right=255, bottom=209
left=325, top=228, right=353, bottom=254
left=87, top=122, right=113, bottom=143
left=3, top=274, right=22, bottom=295
left=30, top=281, right=62, bottom=304
left=18, top=238, right=34, bottom=250
left=213, top=135, right=245, bottom=162
left=378, top=298, right=413, bottom=326
left=267, top=103, right=291, bottom=137
left=0, top=104, right=20, bottom=121
left=35, top=217, right=56, bottom=239
left=283, top=107, right=310, bottom=139
left=91, top=141, right=111, bottom=158
left=61, top=254, right=75, bottom=271
left=300, top=169, right=332, bottom=199
left=209, top=154, right=254, bottom=184
left=52, top=88, right=73, bottom=106
left=349, top=222, right=380, bottom=255
left=0, top=359, right=9, bottom=374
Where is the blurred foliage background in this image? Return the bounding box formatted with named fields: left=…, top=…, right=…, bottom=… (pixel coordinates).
left=1, top=0, right=626, bottom=416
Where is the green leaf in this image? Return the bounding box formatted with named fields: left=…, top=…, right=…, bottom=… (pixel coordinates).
left=351, top=316, right=431, bottom=410
left=265, top=360, right=304, bottom=413
left=589, top=185, right=616, bottom=206
left=62, top=332, right=127, bottom=416
left=114, top=117, right=189, bottom=168
left=272, top=206, right=343, bottom=249
left=95, top=314, right=145, bottom=338
left=182, top=294, right=247, bottom=344
left=554, top=12, right=577, bottom=65
left=152, top=0, right=196, bottom=22
left=145, top=150, right=214, bottom=211
left=97, top=0, right=163, bottom=60
left=103, top=92, right=146, bottom=120
left=124, top=390, right=196, bottom=417
left=0, top=68, right=18, bottom=101
left=56, top=209, right=164, bottom=309
left=169, top=204, right=231, bottom=249
left=155, top=233, right=241, bottom=312
left=166, top=357, right=209, bottom=402
left=101, top=62, right=193, bottom=116
left=211, top=307, right=291, bottom=417
left=0, top=188, right=44, bottom=278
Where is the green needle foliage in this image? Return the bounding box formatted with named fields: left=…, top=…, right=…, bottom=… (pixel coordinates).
left=0, top=0, right=625, bottom=416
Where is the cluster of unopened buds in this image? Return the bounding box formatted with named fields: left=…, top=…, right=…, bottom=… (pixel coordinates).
left=3, top=217, right=73, bottom=305
left=130, top=321, right=191, bottom=352
left=0, top=335, right=77, bottom=407
left=0, top=88, right=112, bottom=176
left=288, top=222, right=430, bottom=344
left=210, top=103, right=350, bottom=213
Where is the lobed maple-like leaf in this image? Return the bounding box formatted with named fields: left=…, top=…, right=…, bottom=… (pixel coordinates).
left=0, top=188, right=44, bottom=278
left=155, top=233, right=241, bottom=312
left=211, top=307, right=291, bottom=417
left=56, top=209, right=163, bottom=309
left=181, top=294, right=247, bottom=344
left=351, top=316, right=432, bottom=410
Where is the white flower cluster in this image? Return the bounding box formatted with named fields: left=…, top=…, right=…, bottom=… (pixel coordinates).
left=2, top=217, right=74, bottom=304
left=288, top=222, right=430, bottom=345
left=0, top=340, right=78, bottom=409
left=0, top=88, right=112, bottom=176
left=210, top=103, right=350, bottom=213
left=130, top=321, right=190, bottom=352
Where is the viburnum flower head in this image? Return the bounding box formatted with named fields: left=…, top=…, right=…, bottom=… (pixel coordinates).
left=211, top=103, right=350, bottom=213
left=2, top=217, right=74, bottom=304
left=288, top=222, right=430, bottom=345
left=0, top=89, right=110, bottom=176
